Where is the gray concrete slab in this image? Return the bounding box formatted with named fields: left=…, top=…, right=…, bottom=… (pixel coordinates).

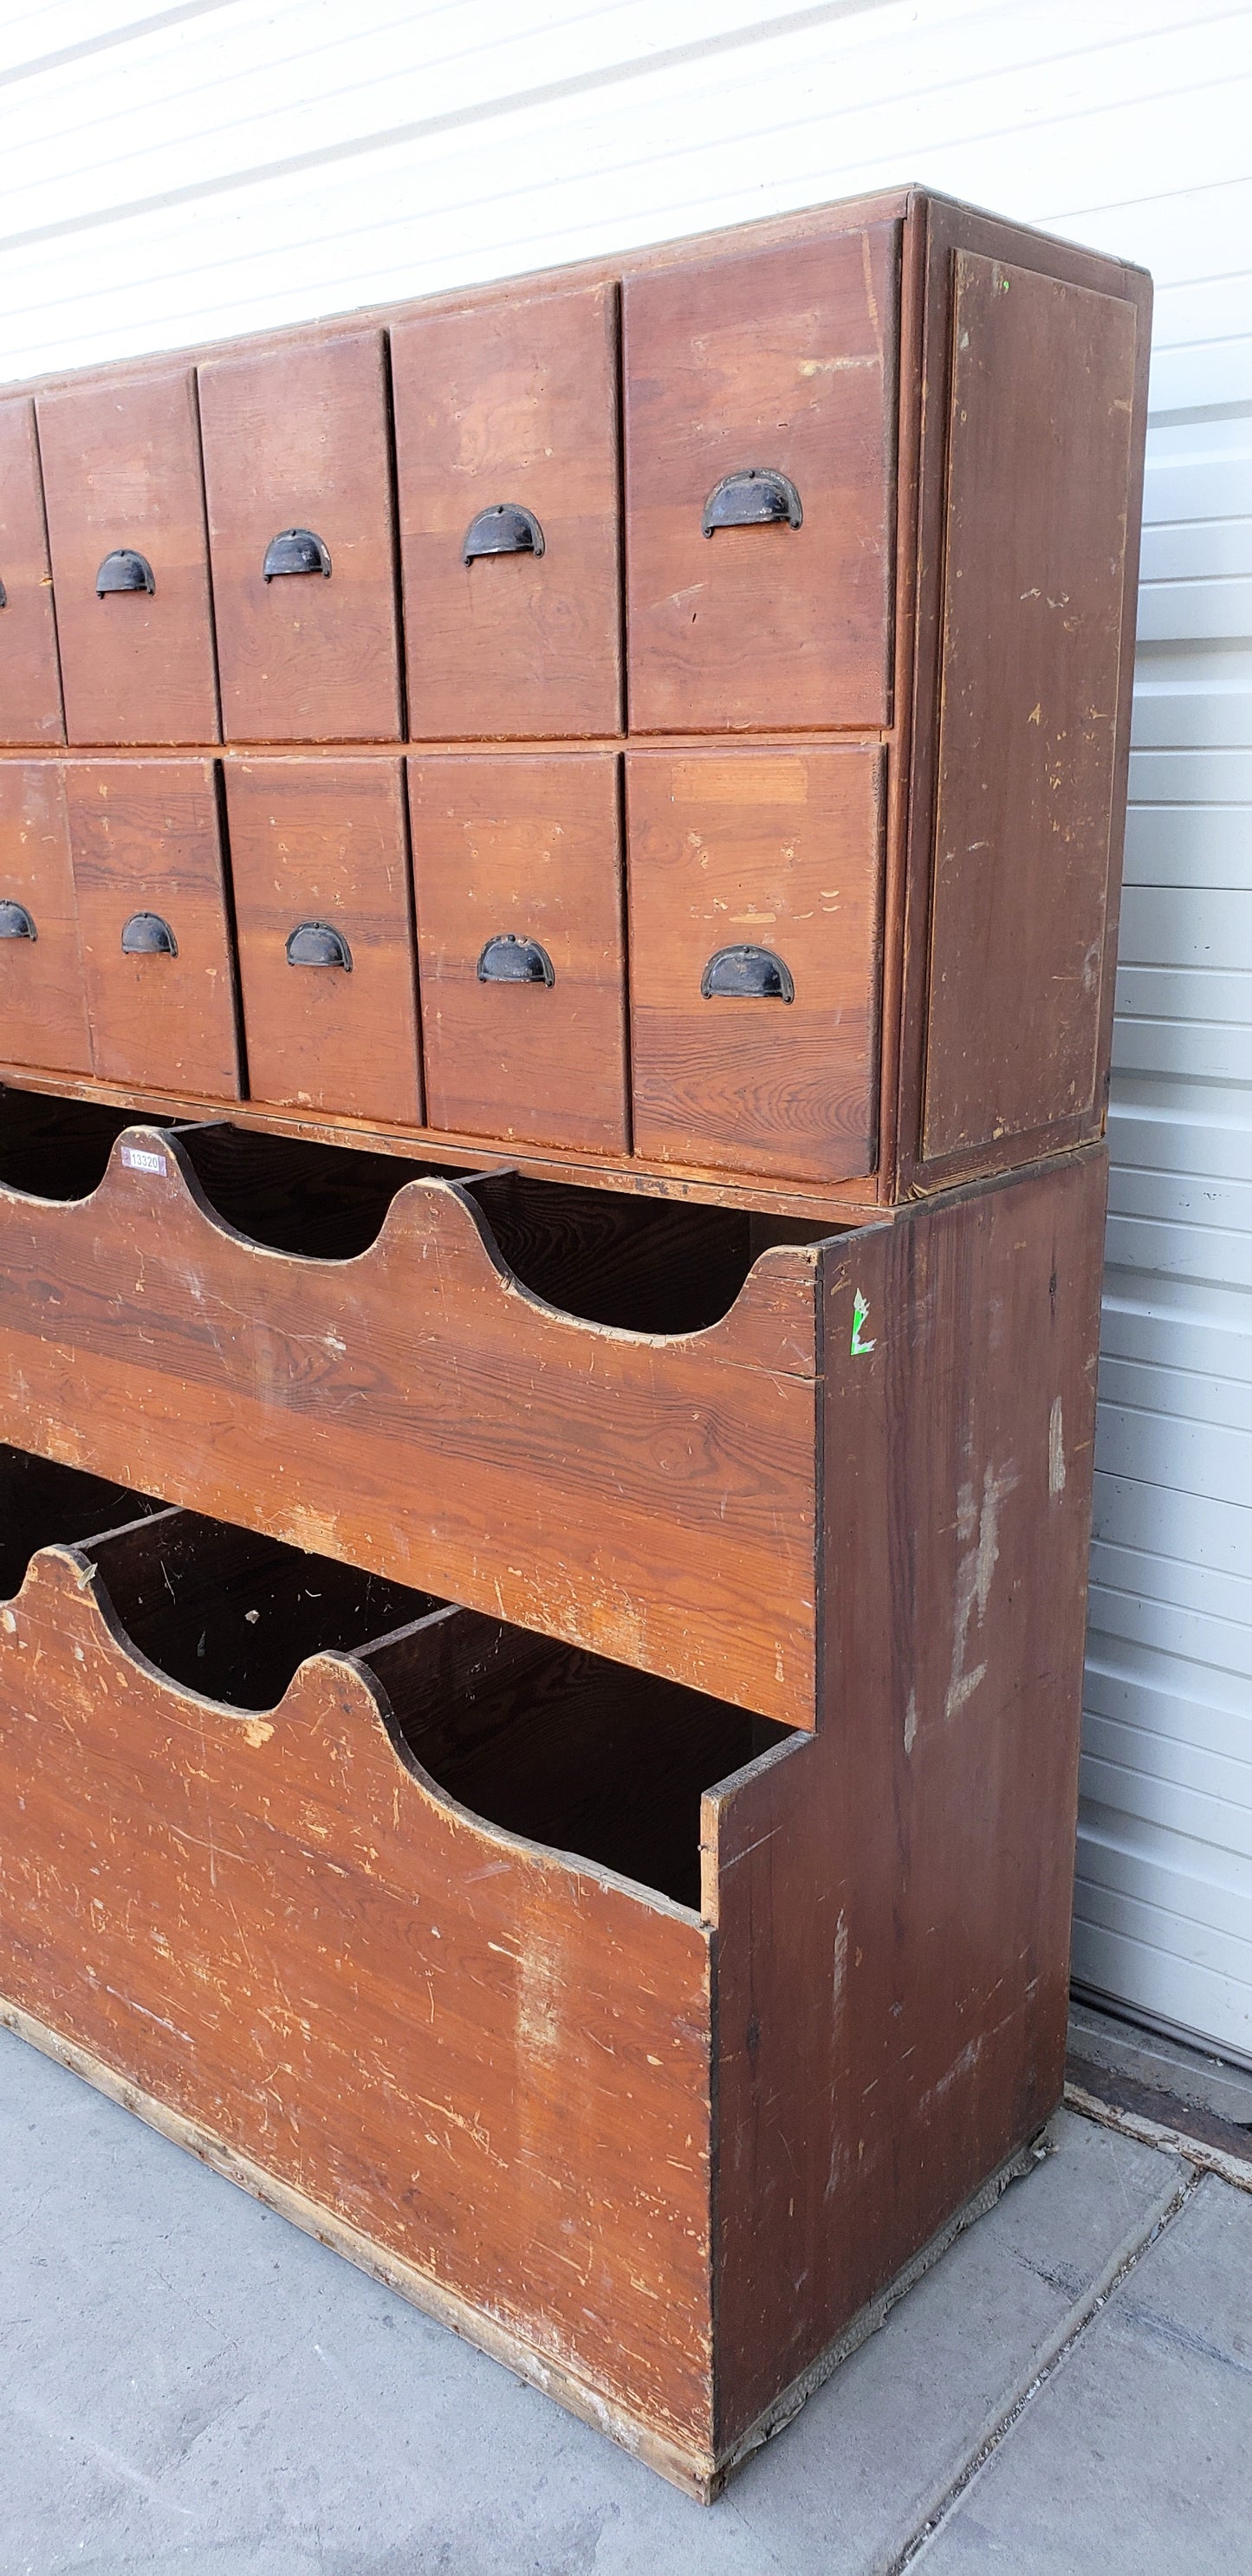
left=914, top=2170, right=1252, bottom=2576
left=0, top=2028, right=1196, bottom=2575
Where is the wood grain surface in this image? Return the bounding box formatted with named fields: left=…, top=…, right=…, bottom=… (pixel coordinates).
left=408, top=751, right=628, bottom=1152
left=0, top=763, right=92, bottom=1074
left=392, top=282, right=621, bottom=740
left=0, top=400, right=64, bottom=746
left=626, top=745, right=883, bottom=1179
left=623, top=222, right=898, bottom=734
left=0, top=1121, right=826, bottom=1722
left=920, top=255, right=1139, bottom=1164
left=198, top=328, right=402, bottom=743
left=36, top=368, right=219, bottom=747
left=64, top=759, right=240, bottom=1098
left=224, top=758, right=423, bottom=1125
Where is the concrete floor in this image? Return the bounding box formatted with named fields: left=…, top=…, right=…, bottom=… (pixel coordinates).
left=2, top=2027, right=1249, bottom=2576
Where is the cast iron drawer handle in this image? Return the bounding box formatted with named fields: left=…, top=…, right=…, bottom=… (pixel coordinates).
left=701, top=943, right=795, bottom=1002
left=121, top=912, right=177, bottom=957
left=263, top=528, right=332, bottom=581
left=286, top=920, right=353, bottom=970
left=702, top=469, right=802, bottom=535
left=97, top=548, right=155, bottom=596
left=462, top=503, right=545, bottom=565
left=0, top=899, right=36, bottom=941
left=477, top=933, right=555, bottom=987
left=0, top=578, right=7, bottom=608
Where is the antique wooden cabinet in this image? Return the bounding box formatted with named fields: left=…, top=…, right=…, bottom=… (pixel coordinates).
left=0, top=185, right=1149, bottom=2498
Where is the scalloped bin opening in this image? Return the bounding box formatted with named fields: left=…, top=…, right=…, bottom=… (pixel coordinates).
left=0, top=1446, right=166, bottom=1598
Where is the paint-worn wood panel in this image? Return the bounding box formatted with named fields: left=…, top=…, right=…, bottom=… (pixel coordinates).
left=393, top=282, right=621, bottom=740
left=64, top=759, right=240, bottom=1099
left=920, top=255, right=1139, bottom=1167
left=0, top=762, right=92, bottom=1074
left=0, top=401, right=64, bottom=746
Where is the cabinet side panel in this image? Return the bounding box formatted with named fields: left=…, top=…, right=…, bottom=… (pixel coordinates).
left=711, top=1150, right=1106, bottom=2450
left=921, top=256, right=1139, bottom=1164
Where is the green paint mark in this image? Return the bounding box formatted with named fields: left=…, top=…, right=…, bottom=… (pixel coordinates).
left=851, top=1288, right=876, bottom=1358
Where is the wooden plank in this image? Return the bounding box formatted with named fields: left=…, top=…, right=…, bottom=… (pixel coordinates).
left=0, top=399, right=64, bottom=746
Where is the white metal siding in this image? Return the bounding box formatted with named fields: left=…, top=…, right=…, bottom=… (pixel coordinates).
left=2, top=0, right=1249, bottom=2058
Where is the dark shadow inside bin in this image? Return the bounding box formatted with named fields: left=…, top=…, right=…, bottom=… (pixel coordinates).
left=0, top=1087, right=173, bottom=1201
left=92, top=1511, right=441, bottom=1712
left=0, top=1444, right=165, bottom=1599
left=175, top=1123, right=475, bottom=1262
left=369, top=1614, right=793, bottom=1912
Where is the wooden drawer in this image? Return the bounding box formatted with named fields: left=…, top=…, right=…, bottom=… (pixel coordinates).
left=408, top=752, right=628, bottom=1153
left=392, top=282, right=620, bottom=740
left=225, top=758, right=422, bottom=1125
left=626, top=746, right=883, bottom=1181
left=0, top=399, right=63, bottom=746
left=198, top=329, right=402, bottom=744
left=623, top=222, right=898, bottom=733
left=36, top=369, right=218, bottom=747
left=64, top=760, right=241, bottom=1099
left=0, top=763, right=92, bottom=1075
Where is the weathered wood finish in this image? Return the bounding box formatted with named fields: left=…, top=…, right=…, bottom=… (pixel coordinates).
left=0, top=1119, right=826, bottom=1724
left=392, top=282, right=621, bottom=740
left=36, top=368, right=218, bottom=747
left=0, top=763, right=92, bottom=1074
left=198, top=328, right=402, bottom=744
left=0, top=400, right=64, bottom=746
left=224, top=758, right=423, bottom=1126
left=627, top=745, right=884, bottom=1179
left=64, top=760, right=241, bottom=1099
left=623, top=222, right=898, bottom=734
left=408, top=751, right=629, bottom=1152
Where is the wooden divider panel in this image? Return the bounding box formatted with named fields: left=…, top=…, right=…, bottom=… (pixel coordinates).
left=0, top=399, right=64, bottom=745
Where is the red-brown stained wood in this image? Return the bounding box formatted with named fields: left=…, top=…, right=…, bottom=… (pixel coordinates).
left=623, top=224, right=898, bottom=734
left=709, top=1148, right=1106, bottom=2454
left=626, top=745, right=883, bottom=1181
left=392, top=282, right=621, bottom=740
left=0, top=763, right=92, bottom=1074
left=0, top=400, right=64, bottom=746
left=0, top=1130, right=823, bottom=1723
left=64, top=760, right=240, bottom=1099
left=198, top=329, right=402, bottom=743
left=408, top=752, right=628, bottom=1153
left=36, top=369, right=218, bottom=747
left=919, top=256, right=1140, bottom=1166
left=224, top=759, right=423, bottom=1126
left=0, top=1542, right=716, bottom=2462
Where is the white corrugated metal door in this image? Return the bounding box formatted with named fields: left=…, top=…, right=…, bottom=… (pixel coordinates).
left=0, top=0, right=1249, bottom=2058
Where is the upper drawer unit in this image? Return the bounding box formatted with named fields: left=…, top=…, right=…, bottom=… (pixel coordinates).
left=392, top=282, right=621, bottom=741
left=623, top=223, right=898, bottom=734
left=198, top=328, right=402, bottom=745
left=0, top=400, right=64, bottom=747
left=36, top=368, right=219, bottom=748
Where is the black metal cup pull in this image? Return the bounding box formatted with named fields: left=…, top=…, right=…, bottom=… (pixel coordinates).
left=701, top=944, right=795, bottom=1002
left=96, top=548, right=155, bottom=596
left=462, top=503, right=545, bottom=565
left=263, top=528, right=332, bottom=581
left=286, top=920, right=352, bottom=970
left=702, top=469, right=803, bottom=536
left=477, top=933, right=555, bottom=987
left=0, top=899, right=36, bottom=941
left=0, top=578, right=7, bottom=608
left=121, top=912, right=177, bottom=957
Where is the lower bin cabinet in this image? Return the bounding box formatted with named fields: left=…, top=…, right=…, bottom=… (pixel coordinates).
left=64, top=759, right=241, bottom=1100
left=224, top=758, right=423, bottom=1126
left=0, top=762, right=92, bottom=1075
left=408, top=751, right=629, bottom=1153
left=626, top=745, right=885, bottom=1183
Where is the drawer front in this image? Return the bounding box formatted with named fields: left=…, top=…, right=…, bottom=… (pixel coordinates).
left=36, top=370, right=218, bottom=747
left=198, top=329, right=402, bottom=744
left=624, top=224, right=898, bottom=733
left=392, top=283, right=621, bottom=741
left=0, top=764, right=91, bottom=1074
left=0, top=401, right=64, bottom=746
left=408, top=753, right=628, bottom=1153
left=225, top=758, right=422, bottom=1124
left=626, top=747, right=883, bottom=1181
left=65, top=760, right=240, bottom=1098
